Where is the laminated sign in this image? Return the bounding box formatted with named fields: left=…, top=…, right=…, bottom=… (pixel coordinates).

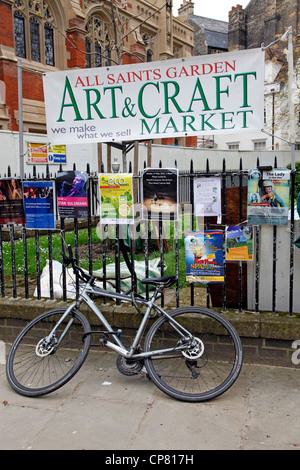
left=23, top=181, right=55, bottom=229
left=247, top=169, right=290, bottom=225
left=184, top=231, right=224, bottom=284
left=56, top=171, right=89, bottom=219
left=43, top=48, right=265, bottom=144
left=99, top=174, right=134, bottom=224
left=142, top=168, right=178, bottom=221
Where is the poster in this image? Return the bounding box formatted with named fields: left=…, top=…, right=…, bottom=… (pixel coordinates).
left=99, top=173, right=134, bottom=224
left=56, top=171, right=88, bottom=218
left=225, top=226, right=253, bottom=261
left=23, top=181, right=55, bottom=229
left=247, top=169, right=290, bottom=225
left=184, top=231, right=224, bottom=283
left=194, top=176, right=221, bottom=219
left=0, top=178, right=25, bottom=225
left=43, top=48, right=265, bottom=144
left=142, top=168, right=178, bottom=221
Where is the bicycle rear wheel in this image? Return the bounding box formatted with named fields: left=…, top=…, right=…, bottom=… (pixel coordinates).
left=144, top=307, right=243, bottom=402
left=6, top=308, right=91, bottom=397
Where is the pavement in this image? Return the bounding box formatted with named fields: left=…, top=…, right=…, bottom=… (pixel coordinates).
left=0, top=348, right=300, bottom=452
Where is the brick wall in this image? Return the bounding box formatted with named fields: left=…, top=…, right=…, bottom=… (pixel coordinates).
left=0, top=61, right=18, bottom=131
left=1, top=297, right=300, bottom=368
left=0, top=0, right=14, bottom=48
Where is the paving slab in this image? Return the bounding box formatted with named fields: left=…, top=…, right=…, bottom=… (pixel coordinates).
left=1, top=349, right=300, bottom=451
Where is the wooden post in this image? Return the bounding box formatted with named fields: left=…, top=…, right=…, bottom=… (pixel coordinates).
left=107, top=144, right=111, bottom=173
left=97, top=143, right=102, bottom=172
left=147, top=140, right=152, bottom=167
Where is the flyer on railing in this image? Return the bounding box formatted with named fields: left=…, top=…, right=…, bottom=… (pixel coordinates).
left=142, top=168, right=178, bottom=221
left=184, top=231, right=224, bottom=283
left=99, top=173, right=134, bottom=224
left=193, top=176, right=221, bottom=220
left=0, top=178, right=25, bottom=225
left=23, top=181, right=55, bottom=229
left=56, top=171, right=89, bottom=219
left=225, top=226, right=254, bottom=261
left=247, top=169, right=290, bottom=225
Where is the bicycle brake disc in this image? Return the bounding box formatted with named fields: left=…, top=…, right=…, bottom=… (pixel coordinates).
left=35, top=336, right=58, bottom=357
left=181, top=337, right=204, bottom=360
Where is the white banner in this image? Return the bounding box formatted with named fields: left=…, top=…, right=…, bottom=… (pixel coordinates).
left=43, top=48, right=265, bottom=145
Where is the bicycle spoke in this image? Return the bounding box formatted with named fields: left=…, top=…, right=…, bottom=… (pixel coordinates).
left=144, top=307, right=242, bottom=402
left=6, top=309, right=91, bottom=397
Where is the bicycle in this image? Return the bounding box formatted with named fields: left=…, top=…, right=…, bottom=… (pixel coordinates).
left=6, top=245, right=243, bottom=402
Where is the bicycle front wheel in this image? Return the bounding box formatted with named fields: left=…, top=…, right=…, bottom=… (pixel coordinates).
left=6, top=308, right=91, bottom=397
left=144, top=307, right=243, bottom=402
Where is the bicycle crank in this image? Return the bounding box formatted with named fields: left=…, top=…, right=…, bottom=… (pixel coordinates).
left=116, top=355, right=144, bottom=376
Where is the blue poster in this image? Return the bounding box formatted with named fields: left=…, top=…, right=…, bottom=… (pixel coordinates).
left=23, top=181, right=55, bottom=229
left=184, top=231, right=224, bottom=283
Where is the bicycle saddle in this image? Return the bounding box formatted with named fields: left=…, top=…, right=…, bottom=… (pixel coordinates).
left=141, top=275, right=176, bottom=287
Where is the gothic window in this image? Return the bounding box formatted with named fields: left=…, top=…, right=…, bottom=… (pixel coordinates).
left=30, top=17, right=40, bottom=62
left=95, top=43, right=102, bottom=67
left=104, top=46, right=111, bottom=66
left=13, top=0, right=56, bottom=67
left=44, top=24, right=54, bottom=66
left=85, top=16, right=112, bottom=68
left=14, top=12, right=26, bottom=58
left=85, top=39, right=91, bottom=68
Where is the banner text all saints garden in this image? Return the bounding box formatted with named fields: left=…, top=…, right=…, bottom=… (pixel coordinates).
left=43, top=48, right=265, bottom=144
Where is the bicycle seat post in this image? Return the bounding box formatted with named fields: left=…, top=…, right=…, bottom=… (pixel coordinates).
left=150, top=284, right=164, bottom=304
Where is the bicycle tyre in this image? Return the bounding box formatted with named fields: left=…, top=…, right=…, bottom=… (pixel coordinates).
left=144, top=306, right=243, bottom=402
left=6, top=308, right=91, bottom=397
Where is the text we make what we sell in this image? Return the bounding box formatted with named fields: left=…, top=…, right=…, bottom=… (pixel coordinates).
left=44, top=48, right=264, bottom=143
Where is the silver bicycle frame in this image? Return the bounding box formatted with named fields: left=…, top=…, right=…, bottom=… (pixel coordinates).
left=45, top=280, right=193, bottom=360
